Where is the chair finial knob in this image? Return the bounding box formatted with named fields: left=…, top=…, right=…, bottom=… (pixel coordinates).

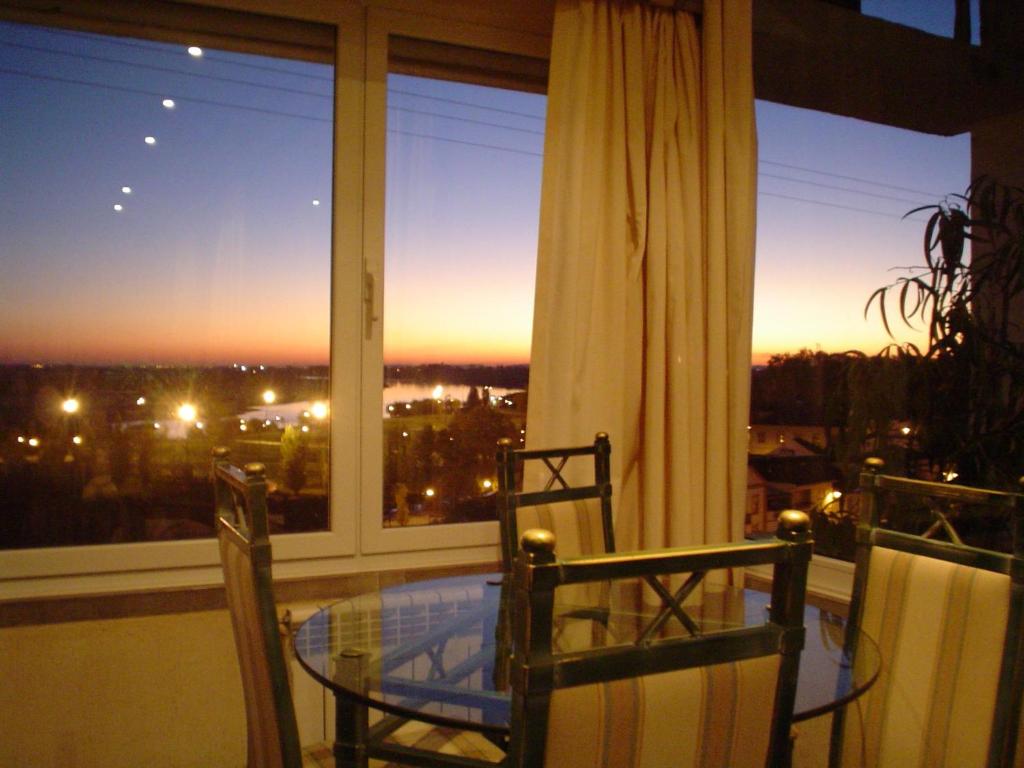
left=244, top=462, right=266, bottom=478
left=497, top=437, right=513, bottom=448
left=864, top=457, right=885, bottom=473
left=212, top=446, right=230, bottom=459
left=777, top=510, right=811, bottom=540
left=521, top=528, right=556, bottom=556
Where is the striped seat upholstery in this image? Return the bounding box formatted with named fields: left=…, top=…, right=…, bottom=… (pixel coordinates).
left=545, top=656, right=781, bottom=768
left=840, top=547, right=1010, bottom=767
left=508, top=512, right=814, bottom=768
left=831, top=459, right=1024, bottom=768
left=215, top=450, right=499, bottom=768
left=496, top=433, right=614, bottom=572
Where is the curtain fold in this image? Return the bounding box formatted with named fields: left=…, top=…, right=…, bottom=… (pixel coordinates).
left=526, top=0, right=756, bottom=550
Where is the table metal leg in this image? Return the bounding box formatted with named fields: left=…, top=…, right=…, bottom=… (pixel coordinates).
left=333, top=690, right=368, bottom=768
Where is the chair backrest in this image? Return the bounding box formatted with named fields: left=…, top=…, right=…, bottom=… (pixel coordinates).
left=831, top=458, right=1024, bottom=768
left=213, top=447, right=302, bottom=768
left=495, top=432, right=613, bottom=572
left=508, top=511, right=813, bottom=768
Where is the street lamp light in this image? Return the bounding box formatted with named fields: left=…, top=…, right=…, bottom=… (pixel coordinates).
left=177, top=403, right=197, bottom=423
left=62, top=398, right=79, bottom=414
left=262, top=390, right=276, bottom=405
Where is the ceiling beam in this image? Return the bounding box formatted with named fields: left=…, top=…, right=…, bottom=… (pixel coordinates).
left=754, top=0, right=1024, bottom=136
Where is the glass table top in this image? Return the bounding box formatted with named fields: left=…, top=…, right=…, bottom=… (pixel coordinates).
left=293, top=573, right=880, bottom=734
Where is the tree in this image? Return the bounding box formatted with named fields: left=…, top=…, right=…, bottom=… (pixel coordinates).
left=866, top=177, right=1024, bottom=488
left=280, top=426, right=308, bottom=494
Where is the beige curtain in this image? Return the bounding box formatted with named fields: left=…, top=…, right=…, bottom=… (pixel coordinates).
left=526, top=0, right=757, bottom=551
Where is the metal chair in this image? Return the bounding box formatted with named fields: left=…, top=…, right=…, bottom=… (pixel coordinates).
left=508, top=511, right=813, bottom=768
left=215, top=448, right=502, bottom=768
left=495, top=432, right=613, bottom=573
left=830, top=458, right=1024, bottom=768
left=214, top=448, right=334, bottom=768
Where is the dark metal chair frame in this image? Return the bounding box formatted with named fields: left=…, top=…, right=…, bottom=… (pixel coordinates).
left=829, top=458, right=1024, bottom=768
left=508, top=512, right=814, bottom=768
left=217, top=449, right=501, bottom=768
left=214, top=448, right=304, bottom=768
left=496, top=432, right=613, bottom=573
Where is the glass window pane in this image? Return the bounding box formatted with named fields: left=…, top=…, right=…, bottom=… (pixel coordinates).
left=747, top=100, right=970, bottom=559
left=382, top=74, right=544, bottom=527
left=0, top=21, right=334, bottom=548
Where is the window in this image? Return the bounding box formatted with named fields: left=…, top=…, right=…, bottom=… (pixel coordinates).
left=380, top=74, right=543, bottom=529
left=0, top=16, right=334, bottom=549
left=748, top=101, right=971, bottom=558
left=861, top=0, right=980, bottom=43
left=357, top=12, right=548, bottom=555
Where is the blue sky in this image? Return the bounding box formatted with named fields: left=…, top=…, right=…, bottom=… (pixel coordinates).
left=0, top=3, right=976, bottom=365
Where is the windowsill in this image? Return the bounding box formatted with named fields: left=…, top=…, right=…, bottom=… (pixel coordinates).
left=0, top=559, right=500, bottom=628
left=746, top=553, right=854, bottom=607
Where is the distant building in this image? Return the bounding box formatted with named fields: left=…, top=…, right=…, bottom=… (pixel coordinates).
left=748, top=453, right=839, bottom=525
left=748, top=423, right=827, bottom=456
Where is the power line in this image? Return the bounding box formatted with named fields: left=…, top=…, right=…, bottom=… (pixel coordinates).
left=759, top=172, right=931, bottom=206
left=2, top=22, right=332, bottom=82
left=0, top=40, right=331, bottom=99
left=759, top=191, right=929, bottom=220
left=0, top=67, right=330, bottom=123
left=760, top=159, right=945, bottom=199
left=387, top=129, right=542, bottom=158
left=47, top=27, right=334, bottom=82
left=388, top=105, right=545, bottom=136
left=389, top=87, right=545, bottom=122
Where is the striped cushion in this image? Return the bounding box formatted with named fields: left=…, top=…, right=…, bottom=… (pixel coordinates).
left=544, top=655, right=781, bottom=768
left=842, top=547, right=1010, bottom=767
left=517, top=498, right=607, bottom=558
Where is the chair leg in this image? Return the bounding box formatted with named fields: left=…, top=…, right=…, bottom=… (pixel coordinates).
left=334, top=691, right=369, bottom=768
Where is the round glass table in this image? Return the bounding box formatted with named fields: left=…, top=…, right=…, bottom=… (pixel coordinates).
left=294, top=573, right=879, bottom=765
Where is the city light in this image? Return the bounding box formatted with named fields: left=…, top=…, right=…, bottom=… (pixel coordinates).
left=823, top=490, right=842, bottom=506
left=17, top=436, right=25, bottom=443
left=944, top=470, right=959, bottom=482
left=482, top=479, right=493, bottom=490
left=424, top=488, right=435, bottom=497
left=187, top=46, right=203, bottom=57
left=432, top=385, right=444, bottom=399
left=162, top=98, right=175, bottom=109
left=28, top=437, right=40, bottom=447
left=901, top=426, right=912, bottom=435
left=72, top=435, right=83, bottom=445
left=195, top=421, right=205, bottom=430
left=144, top=136, right=156, bottom=145
left=301, top=425, right=310, bottom=433
left=136, top=396, right=146, bottom=406
left=262, top=390, right=276, bottom=405
left=311, top=401, right=328, bottom=420
left=113, top=204, right=123, bottom=212
left=312, top=199, right=320, bottom=206
left=121, top=186, right=132, bottom=194
left=177, top=403, right=197, bottom=422
left=61, top=398, right=80, bottom=414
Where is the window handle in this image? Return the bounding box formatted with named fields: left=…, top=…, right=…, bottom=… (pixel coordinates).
left=363, top=271, right=378, bottom=340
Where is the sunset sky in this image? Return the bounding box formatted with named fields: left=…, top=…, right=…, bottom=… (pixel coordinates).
left=0, top=2, right=974, bottom=367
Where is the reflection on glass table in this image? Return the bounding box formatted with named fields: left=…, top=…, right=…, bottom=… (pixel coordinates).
left=293, top=573, right=880, bottom=764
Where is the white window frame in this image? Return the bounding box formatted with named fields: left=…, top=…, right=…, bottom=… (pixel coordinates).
left=0, top=1, right=551, bottom=599
left=358, top=7, right=549, bottom=554
left=0, top=1, right=363, bottom=597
